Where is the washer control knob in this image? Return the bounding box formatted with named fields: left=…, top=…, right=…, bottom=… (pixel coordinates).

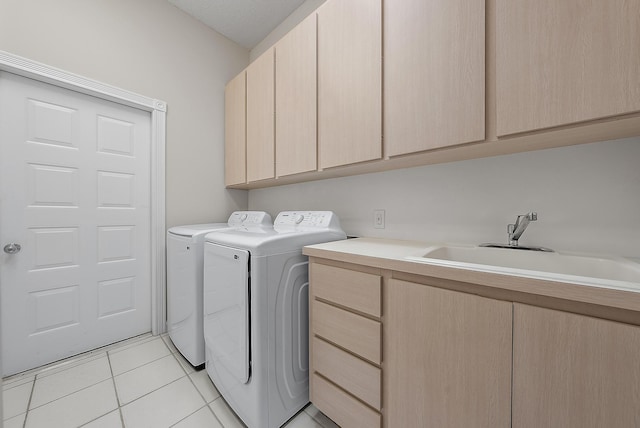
left=294, top=214, right=304, bottom=224
left=240, top=213, right=248, bottom=221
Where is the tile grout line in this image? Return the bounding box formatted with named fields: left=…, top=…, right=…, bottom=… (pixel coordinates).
left=2, top=375, right=35, bottom=390
left=9, top=353, right=98, bottom=382
left=111, top=351, right=175, bottom=378
left=33, top=352, right=105, bottom=381
left=209, top=396, right=238, bottom=428
left=108, top=335, right=175, bottom=379
left=305, top=404, right=338, bottom=428
left=160, top=334, right=177, bottom=353
left=209, top=404, right=227, bottom=428
left=76, top=356, right=132, bottom=428
left=170, top=343, right=190, bottom=377
left=182, top=362, right=204, bottom=401
left=114, top=375, right=188, bottom=410
left=106, top=351, right=127, bottom=428
left=161, top=336, right=194, bottom=372
left=167, top=403, right=215, bottom=428
left=107, top=334, right=158, bottom=357
left=109, top=340, right=185, bottom=411
left=2, top=333, right=154, bottom=384
left=162, top=334, right=230, bottom=428
left=24, top=371, right=113, bottom=412
left=22, top=374, right=36, bottom=428
left=26, top=378, right=116, bottom=418
left=161, top=336, right=226, bottom=427
left=181, top=363, right=226, bottom=427
left=163, top=337, right=228, bottom=428
left=77, top=412, right=114, bottom=428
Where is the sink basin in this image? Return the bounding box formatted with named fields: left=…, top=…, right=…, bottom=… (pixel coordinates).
left=406, top=245, right=640, bottom=291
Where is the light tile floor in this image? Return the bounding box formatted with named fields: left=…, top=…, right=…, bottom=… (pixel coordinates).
left=2, top=334, right=339, bottom=428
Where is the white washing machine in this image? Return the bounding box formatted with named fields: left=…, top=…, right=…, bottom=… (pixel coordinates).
left=203, top=211, right=346, bottom=428
left=166, top=211, right=272, bottom=367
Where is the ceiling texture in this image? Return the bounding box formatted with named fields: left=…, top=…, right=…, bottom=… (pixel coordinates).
left=168, top=0, right=307, bottom=49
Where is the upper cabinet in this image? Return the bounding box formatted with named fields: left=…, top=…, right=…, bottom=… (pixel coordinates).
left=317, top=0, right=382, bottom=169
left=275, top=14, right=317, bottom=178
left=224, top=71, right=246, bottom=187
left=225, top=0, right=640, bottom=189
left=496, top=0, right=640, bottom=136
left=384, top=0, right=485, bottom=156
left=246, top=48, right=275, bottom=182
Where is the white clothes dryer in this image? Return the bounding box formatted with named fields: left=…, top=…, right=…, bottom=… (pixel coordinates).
left=203, top=211, right=346, bottom=428
left=166, top=211, right=272, bottom=367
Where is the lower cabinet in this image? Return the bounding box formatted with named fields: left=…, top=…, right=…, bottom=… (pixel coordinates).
left=309, top=262, right=382, bottom=428
left=512, top=303, right=640, bottom=428
left=384, top=279, right=512, bottom=428
left=308, top=259, right=640, bottom=427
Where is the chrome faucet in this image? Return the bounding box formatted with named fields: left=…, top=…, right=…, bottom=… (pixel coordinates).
left=480, top=211, right=553, bottom=252
left=508, top=212, right=537, bottom=246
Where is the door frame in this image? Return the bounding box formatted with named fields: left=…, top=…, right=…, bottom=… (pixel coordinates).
left=0, top=50, right=167, bottom=336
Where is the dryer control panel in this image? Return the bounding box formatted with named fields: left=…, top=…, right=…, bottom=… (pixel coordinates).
left=228, top=211, right=273, bottom=226
left=275, top=211, right=340, bottom=229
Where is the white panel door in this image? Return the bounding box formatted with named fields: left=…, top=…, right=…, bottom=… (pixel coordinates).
left=0, top=71, right=151, bottom=376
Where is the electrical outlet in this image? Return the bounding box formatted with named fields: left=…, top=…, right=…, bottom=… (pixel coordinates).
left=373, top=209, right=385, bottom=229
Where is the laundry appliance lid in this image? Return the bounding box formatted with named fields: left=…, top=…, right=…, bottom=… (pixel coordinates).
left=168, top=223, right=230, bottom=238
left=168, top=211, right=273, bottom=238
left=204, top=211, right=346, bottom=257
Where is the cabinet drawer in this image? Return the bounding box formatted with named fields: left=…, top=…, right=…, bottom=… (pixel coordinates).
left=312, top=300, right=381, bottom=364
left=312, top=263, right=381, bottom=317
left=312, top=373, right=381, bottom=428
left=313, top=337, right=381, bottom=410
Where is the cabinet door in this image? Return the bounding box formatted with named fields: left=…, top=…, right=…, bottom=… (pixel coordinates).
left=384, top=0, right=485, bottom=156
left=224, top=71, right=246, bottom=186
left=497, top=0, right=640, bottom=136
left=246, top=49, right=275, bottom=182
left=385, top=279, right=512, bottom=428
left=317, top=0, right=381, bottom=169
left=275, top=14, right=317, bottom=177
left=513, top=304, right=640, bottom=428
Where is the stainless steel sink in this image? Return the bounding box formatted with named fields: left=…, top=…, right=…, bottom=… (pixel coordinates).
left=406, top=245, right=640, bottom=291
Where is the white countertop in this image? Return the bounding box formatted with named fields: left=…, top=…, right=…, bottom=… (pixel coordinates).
left=303, top=237, right=640, bottom=314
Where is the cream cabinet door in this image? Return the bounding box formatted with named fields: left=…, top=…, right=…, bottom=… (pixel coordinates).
left=317, top=0, right=382, bottom=169
left=246, top=49, right=275, bottom=182
left=497, top=0, right=640, bottom=136
left=224, top=71, right=246, bottom=186
left=384, top=0, right=485, bottom=156
left=513, top=303, right=640, bottom=428
left=385, top=279, right=512, bottom=428
left=275, top=14, right=317, bottom=177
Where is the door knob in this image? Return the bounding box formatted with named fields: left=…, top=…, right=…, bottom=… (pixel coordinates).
left=3, top=243, right=21, bottom=254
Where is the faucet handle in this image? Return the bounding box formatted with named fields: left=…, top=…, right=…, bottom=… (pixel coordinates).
left=507, top=223, right=515, bottom=234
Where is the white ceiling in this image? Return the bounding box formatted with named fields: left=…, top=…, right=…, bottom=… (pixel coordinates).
left=168, top=0, right=307, bottom=49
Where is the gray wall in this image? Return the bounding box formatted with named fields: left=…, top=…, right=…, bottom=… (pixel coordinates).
left=250, top=137, right=640, bottom=259
left=250, top=0, right=327, bottom=62
left=0, top=0, right=250, bottom=228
